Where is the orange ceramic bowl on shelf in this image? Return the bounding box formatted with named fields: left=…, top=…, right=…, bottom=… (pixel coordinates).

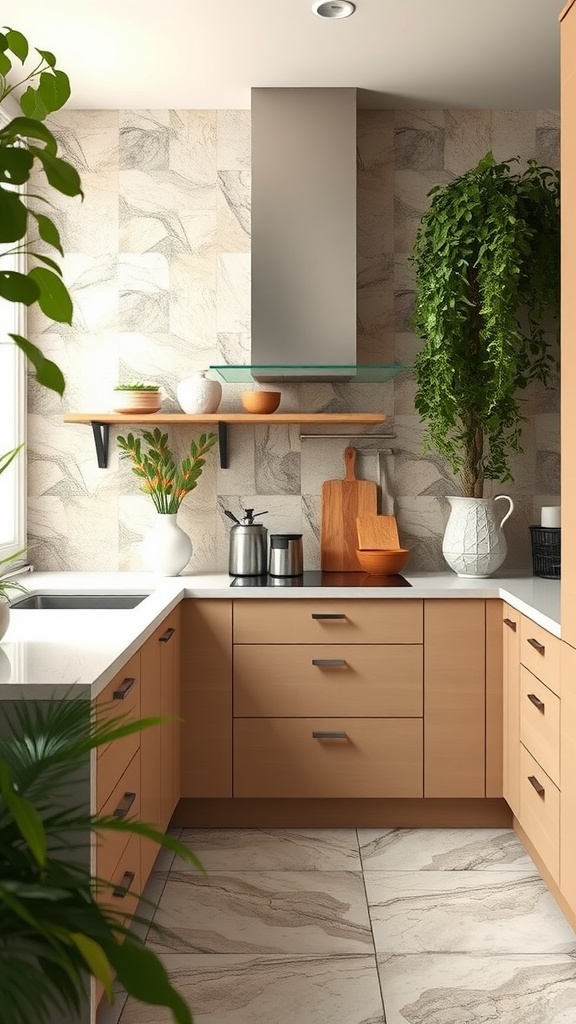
left=356, top=548, right=410, bottom=575
left=241, top=391, right=281, bottom=414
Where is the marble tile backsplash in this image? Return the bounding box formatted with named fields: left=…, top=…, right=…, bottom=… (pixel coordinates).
left=27, top=108, right=560, bottom=573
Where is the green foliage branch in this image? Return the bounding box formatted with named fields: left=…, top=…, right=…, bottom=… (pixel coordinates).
left=0, top=697, right=203, bottom=1024
left=0, top=26, right=83, bottom=395
left=118, top=429, right=218, bottom=514
left=410, top=151, right=560, bottom=498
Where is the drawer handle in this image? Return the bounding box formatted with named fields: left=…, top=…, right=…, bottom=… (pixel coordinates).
left=312, top=730, right=348, bottom=739
left=159, top=627, right=175, bottom=643
left=312, top=659, right=348, bottom=667
left=527, top=637, right=545, bottom=655
left=112, top=870, right=136, bottom=899
left=527, top=693, right=545, bottom=713
left=311, top=613, right=348, bottom=620
left=503, top=618, right=517, bottom=631
left=113, top=791, right=137, bottom=819
left=528, top=775, right=545, bottom=797
left=112, top=676, right=136, bottom=700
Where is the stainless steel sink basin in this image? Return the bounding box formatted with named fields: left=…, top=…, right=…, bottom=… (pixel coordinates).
left=11, top=594, right=148, bottom=610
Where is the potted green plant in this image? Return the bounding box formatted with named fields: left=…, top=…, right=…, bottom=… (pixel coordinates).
left=0, top=696, right=201, bottom=1024
left=117, top=428, right=218, bottom=574
left=410, top=151, right=560, bottom=576
left=113, top=382, right=162, bottom=414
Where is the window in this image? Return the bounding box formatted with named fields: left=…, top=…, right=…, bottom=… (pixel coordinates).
left=0, top=105, right=27, bottom=564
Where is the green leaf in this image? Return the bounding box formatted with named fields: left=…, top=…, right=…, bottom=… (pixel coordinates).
left=0, top=145, right=34, bottom=185
left=28, top=267, right=73, bottom=324
left=36, top=47, right=56, bottom=68
left=0, top=115, right=58, bottom=153
left=104, top=941, right=193, bottom=1024
left=0, top=49, right=11, bottom=75
left=20, top=85, right=48, bottom=122
left=0, top=189, right=28, bottom=241
left=27, top=252, right=64, bottom=276
left=28, top=145, right=83, bottom=198
left=0, top=270, right=39, bottom=305
left=5, top=27, right=29, bottom=62
left=10, top=335, right=66, bottom=395
left=69, top=934, right=114, bottom=1000
left=52, top=69, right=71, bottom=109
left=31, top=211, right=63, bottom=255
left=0, top=759, right=47, bottom=866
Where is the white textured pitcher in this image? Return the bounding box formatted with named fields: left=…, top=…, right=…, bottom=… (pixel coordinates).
left=442, top=495, right=514, bottom=578
left=141, top=513, right=192, bottom=576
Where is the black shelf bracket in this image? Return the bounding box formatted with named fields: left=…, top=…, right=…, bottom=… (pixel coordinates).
left=91, top=421, right=110, bottom=468
left=218, top=421, right=228, bottom=469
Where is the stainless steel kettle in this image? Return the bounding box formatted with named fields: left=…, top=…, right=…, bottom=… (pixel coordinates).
left=225, top=508, right=268, bottom=576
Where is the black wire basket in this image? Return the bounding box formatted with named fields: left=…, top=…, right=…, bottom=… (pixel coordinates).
left=529, top=526, right=561, bottom=579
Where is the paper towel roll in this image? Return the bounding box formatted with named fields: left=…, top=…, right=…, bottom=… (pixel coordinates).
left=541, top=506, right=561, bottom=528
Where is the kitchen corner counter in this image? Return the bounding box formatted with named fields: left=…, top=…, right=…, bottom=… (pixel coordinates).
left=0, top=570, right=560, bottom=699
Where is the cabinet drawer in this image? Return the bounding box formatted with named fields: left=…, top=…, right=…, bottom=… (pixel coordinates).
left=520, top=617, right=560, bottom=696
left=519, top=745, right=560, bottom=883
left=95, top=752, right=140, bottom=883
left=234, top=644, right=423, bottom=717
left=96, top=652, right=141, bottom=759
left=97, top=831, right=141, bottom=922
left=234, top=718, right=423, bottom=798
left=519, top=666, right=560, bottom=786
left=233, top=599, right=423, bottom=645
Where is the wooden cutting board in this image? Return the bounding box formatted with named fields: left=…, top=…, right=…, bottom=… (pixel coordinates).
left=356, top=515, right=400, bottom=550
left=321, top=447, right=378, bottom=571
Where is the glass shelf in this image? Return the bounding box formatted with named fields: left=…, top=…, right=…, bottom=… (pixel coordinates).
left=209, top=364, right=409, bottom=384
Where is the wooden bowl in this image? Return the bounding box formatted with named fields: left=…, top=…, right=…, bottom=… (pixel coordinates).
left=241, top=391, right=281, bottom=414
left=356, top=548, right=410, bottom=575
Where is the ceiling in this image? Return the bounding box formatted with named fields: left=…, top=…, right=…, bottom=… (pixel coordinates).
left=9, top=0, right=564, bottom=110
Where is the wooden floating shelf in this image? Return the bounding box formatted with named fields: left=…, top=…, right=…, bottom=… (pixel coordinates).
left=63, top=412, right=387, bottom=469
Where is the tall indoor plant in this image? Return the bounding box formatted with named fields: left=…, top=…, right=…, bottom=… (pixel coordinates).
left=410, top=151, right=560, bottom=575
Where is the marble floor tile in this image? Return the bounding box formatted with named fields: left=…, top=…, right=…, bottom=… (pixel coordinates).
left=377, top=952, right=576, bottom=1024
left=119, top=954, right=384, bottom=1024
left=175, top=829, right=361, bottom=872
left=364, top=871, right=576, bottom=955
left=147, top=870, right=373, bottom=955
left=358, top=828, right=537, bottom=873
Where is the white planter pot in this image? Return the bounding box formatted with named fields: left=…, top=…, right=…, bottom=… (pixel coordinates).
left=141, top=513, right=192, bottom=576
left=442, top=494, right=514, bottom=578
left=177, top=372, right=222, bottom=414
left=112, top=390, right=161, bottom=414
left=0, top=600, right=9, bottom=642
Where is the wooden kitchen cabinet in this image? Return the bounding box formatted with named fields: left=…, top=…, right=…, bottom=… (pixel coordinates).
left=561, top=0, right=576, bottom=645
left=502, top=603, right=521, bottom=817
left=560, top=641, right=576, bottom=909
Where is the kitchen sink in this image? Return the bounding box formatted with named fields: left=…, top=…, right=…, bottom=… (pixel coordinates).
left=10, top=594, right=148, bottom=610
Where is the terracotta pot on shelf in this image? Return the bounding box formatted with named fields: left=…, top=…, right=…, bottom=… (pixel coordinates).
left=241, top=391, right=281, bottom=414
left=112, top=389, right=162, bottom=414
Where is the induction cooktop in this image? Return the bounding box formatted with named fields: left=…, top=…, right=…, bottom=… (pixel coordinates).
left=230, top=571, right=411, bottom=588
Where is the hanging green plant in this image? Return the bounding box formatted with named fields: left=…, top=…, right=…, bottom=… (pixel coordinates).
left=410, top=151, right=560, bottom=498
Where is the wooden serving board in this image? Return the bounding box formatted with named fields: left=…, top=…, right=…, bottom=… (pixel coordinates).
left=321, top=448, right=378, bottom=571
left=356, top=515, right=400, bottom=550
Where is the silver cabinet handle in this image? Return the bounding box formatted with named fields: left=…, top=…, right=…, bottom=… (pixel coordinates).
left=312, top=659, right=347, bottom=667
left=528, top=775, right=545, bottom=797
left=112, top=870, right=136, bottom=898
left=527, top=693, right=545, bottom=713
left=113, top=676, right=136, bottom=700
left=113, top=791, right=137, bottom=819
left=311, top=613, right=347, bottom=620
left=503, top=618, right=517, bottom=631
left=159, top=627, right=175, bottom=643
left=527, top=637, right=545, bottom=655
left=312, top=730, right=348, bottom=739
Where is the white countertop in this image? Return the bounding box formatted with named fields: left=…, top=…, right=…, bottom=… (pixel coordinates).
left=0, top=570, right=561, bottom=698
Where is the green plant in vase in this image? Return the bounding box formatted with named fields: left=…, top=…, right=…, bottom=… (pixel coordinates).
left=118, top=428, right=218, bottom=574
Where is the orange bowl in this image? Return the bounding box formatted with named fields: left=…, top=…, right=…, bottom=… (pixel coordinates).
left=241, top=390, right=281, bottom=414
left=356, top=548, right=410, bottom=575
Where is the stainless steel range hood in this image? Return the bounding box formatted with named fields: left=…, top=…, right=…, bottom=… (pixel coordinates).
left=249, top=87, right=357, bottom=382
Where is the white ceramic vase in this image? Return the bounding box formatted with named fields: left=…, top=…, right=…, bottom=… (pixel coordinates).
left=0, top=599, right=9, bottom=642
left=177, top=371, right=222, bottom=414
left=442, top=494, right=514, bottom=578
left=141, top=513, right=192, bottom=576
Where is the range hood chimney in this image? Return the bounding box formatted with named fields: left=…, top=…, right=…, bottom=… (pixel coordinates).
left=250, top=87, right=357, bottom=382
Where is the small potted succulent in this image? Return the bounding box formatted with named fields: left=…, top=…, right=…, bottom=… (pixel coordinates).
left=112, top=382, right=162, bottom=414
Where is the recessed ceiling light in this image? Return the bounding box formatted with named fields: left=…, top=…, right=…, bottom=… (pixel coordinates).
left=312, top=1, right=356, bottom=19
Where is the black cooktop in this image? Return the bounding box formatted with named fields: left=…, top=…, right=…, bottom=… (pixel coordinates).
left=230, top=571, right=411, bottom=588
